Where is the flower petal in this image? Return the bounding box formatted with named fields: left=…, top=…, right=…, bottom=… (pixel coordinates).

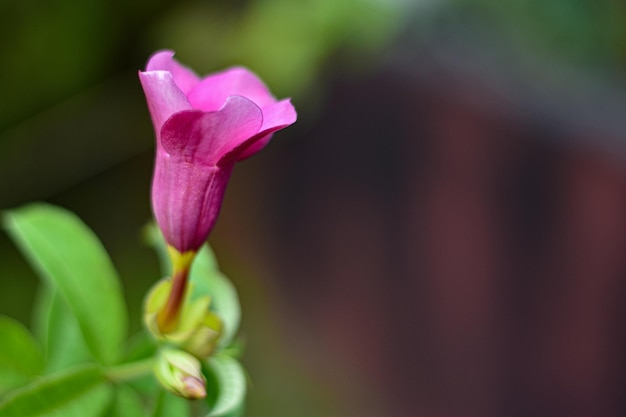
left=139, top=70, right=193, bottom=134
left=228, top=98, right=298, bottom=163
left=160, top=96, right=263, bottom=167
left=260, top=98, right=297, bottom=132
left=187, top=67, right=277, bottom=112
left=152, top=157, right=233, bottom=252
left=142, top=50, right=298, bottom=251
left=146, top=50, right=201, bottom=95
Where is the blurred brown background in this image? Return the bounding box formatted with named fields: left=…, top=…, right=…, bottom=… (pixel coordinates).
left=1, top=1, right=626, bottom=416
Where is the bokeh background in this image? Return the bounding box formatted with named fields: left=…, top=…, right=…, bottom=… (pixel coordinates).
left=2, top=0, right=626, bottom=416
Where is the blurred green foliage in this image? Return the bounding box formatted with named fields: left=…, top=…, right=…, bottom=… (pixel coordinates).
left=431, top=0, right=626, bottom=75
left=148, top=0, right=404, bottom=97
left=0, top=0, right=158, bottom=131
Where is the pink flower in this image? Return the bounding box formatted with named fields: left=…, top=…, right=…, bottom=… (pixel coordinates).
left=139, top=50, right=297, bottom=253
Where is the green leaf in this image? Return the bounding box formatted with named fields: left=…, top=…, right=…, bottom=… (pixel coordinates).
left=190, top=251, right=240, bottom=348
left=0, top=316, right=44, bottom=392
left=152, top=390, right=190, bottom=417
left=110, top=384, right=146, bottom=417
left=124, top=330, right=158, bottom=363
left=205, top=355, right=246, bottom=417
left=3, top=203, right=128, bottom=365
left=31, top=282, right=54, bottom=350
left=32, top=284, right=92, bottom=373
left=121, top=331, right=160, bottom=396
left=0, top=365, right=113, bottom=417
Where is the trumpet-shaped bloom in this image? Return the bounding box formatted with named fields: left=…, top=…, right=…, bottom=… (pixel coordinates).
left=139, top=50, right=296, bottom=253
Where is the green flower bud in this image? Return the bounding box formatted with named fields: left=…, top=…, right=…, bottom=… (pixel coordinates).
left=154, top=347, right=206, bottom=399
left=182, top=310, right=223, bottom=358
left=144, top=278, right=224, bottom=358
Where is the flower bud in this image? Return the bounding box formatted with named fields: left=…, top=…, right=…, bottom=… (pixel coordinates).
left=154, top=347, right=206, bottom=399
left=182, top=309, right=223, bottom=358
left=144, top=278, right=223, bottom=358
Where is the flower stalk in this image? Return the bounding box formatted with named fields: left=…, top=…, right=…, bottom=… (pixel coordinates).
left=106, top=357, right=155, bottom=382
left=157, top=247, right=196, bottom=332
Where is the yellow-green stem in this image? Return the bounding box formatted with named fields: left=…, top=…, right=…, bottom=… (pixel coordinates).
left=156, top=247, right=196, bottom=333
left=106, top=358, right=155, bottom=382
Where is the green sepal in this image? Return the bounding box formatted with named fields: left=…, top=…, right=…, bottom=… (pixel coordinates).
left=144, top=279, right=223, bottom=358
left=144, top=223, right=241, bottom=349
left=204, top=354, right=247, bottom=417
